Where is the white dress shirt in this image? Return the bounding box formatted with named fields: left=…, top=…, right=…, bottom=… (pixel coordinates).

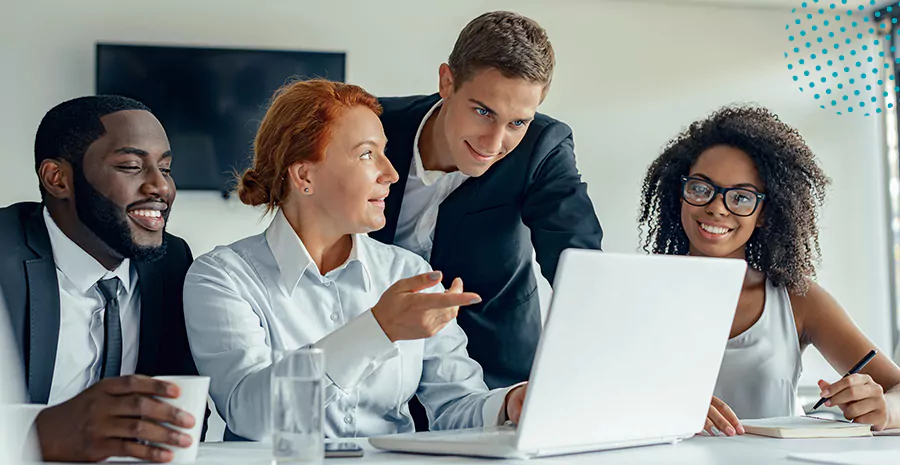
left=43, top=207, right=140, bottom=405
left=183, top=210, right=511, bottom=440
left=394, top=99, right=470, bottom=261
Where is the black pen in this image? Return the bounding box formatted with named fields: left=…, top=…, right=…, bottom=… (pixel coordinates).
left=812, top=349, right=878, bottom=410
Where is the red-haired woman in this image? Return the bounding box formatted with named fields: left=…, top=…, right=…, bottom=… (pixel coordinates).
left=183, top=80, right=526, bottom=441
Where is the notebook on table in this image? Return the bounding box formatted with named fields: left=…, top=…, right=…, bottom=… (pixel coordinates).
left=742, top=416, right=872, bottom=439
left=873, top=428, right=900, bottom=436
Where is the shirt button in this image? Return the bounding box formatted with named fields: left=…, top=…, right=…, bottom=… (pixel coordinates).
left=330, top=313, right=339, bottom=321
left=344, top=415, right=353, bottom=425
left=324, top=281, right=332, bottom=287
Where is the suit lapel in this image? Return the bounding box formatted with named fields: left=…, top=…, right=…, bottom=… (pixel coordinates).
left=22, top=207, right=60, bottom=404
left=135, top=262, right=162, bottom=374
left=372, top=95, right=444, bottom=245
left=430, top=176, right=482, bottom=267
left=376, top=131, right=414, bottom=244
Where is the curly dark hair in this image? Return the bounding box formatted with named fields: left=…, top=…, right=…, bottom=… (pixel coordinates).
left=638, top=106, right=831, bottom=294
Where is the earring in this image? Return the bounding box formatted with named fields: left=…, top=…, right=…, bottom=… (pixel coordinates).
left=304, top=188, right=310, bottom=194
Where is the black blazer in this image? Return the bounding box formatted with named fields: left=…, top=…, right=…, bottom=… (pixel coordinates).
left=0, top=202, right=201, bottom=409
left=372, top=94, right=603, bottom=388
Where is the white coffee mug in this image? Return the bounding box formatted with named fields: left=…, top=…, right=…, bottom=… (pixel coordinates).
left=153, top=376, right=210, bottom=463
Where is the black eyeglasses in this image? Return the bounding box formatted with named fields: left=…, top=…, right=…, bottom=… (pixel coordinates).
left=681, top=176, right=766, bottom=217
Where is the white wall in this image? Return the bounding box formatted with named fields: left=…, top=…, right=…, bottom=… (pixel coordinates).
left=2, top=0, right=894, bottom=436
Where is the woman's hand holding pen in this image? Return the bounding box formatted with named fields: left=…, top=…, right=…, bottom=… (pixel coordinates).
left=817, top=375, right=893, bottom=430
left=703, top=396, right=744, bottom=436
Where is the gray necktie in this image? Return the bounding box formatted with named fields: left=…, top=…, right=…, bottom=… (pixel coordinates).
left=97, top=278, right=122, bottom=379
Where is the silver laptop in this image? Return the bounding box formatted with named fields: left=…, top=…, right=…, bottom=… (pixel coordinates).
left=369, top=250, right=747, bottom=459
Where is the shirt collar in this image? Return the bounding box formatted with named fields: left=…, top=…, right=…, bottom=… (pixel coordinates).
left=265, top=209, right=372, bottom=294
left=346, top=234, right=372, bottom=291
left=42, top=207, right=132, bottom=294
left=412, top=99, right=469, bottom=186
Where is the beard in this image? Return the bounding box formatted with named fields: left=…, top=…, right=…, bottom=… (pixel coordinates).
left=72, top=167, right=169, bottom=263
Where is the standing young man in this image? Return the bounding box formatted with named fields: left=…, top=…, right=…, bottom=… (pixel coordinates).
left=372, top=11, right=603, bottom=401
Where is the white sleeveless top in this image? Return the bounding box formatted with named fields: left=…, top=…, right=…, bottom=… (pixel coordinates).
left=713, top=279, right=804, bottom=419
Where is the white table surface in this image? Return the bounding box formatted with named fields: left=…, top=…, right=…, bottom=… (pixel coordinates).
left=88, top=435, right=900, bottom=465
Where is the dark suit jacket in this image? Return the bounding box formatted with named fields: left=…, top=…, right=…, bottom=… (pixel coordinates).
left=0, top=202, right=205, bottom=434
left=372, top=94, right=603, bottom=389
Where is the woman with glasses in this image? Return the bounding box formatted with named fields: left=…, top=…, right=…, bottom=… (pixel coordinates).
left=638, top=106, right=900, bottom=435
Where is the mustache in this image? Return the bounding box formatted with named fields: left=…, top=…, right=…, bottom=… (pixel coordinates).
left=126, top=198, right=169, bottom=211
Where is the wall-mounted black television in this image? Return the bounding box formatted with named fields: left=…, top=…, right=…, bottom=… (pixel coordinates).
left=96, top=43, right=346, bottom=196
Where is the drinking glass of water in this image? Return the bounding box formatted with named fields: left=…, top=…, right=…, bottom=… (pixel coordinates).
left=271, top=348, right=325, bottom=464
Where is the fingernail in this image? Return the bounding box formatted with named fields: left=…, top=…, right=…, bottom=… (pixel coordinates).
left=157, top=449, right=174, bottom=462
left=726, top=426, right=736, bottom=436
left=171, top=432, right=192, bottom=447
left=470, top=297, right=482, bottom=304
left=822, top=389, right=830, bottom=397
left=825, top=400, right=832, bottom=407
left=166, top=384, right=179, bottom=397
left=427, top=272, right=441, bottom=280
left=177, top=411, right=195, bottom=427
left=737, top=424, right=745, bottom=435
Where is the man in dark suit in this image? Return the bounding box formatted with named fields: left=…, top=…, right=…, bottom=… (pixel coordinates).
left=371, top=10, right=603, bottom=423
left=0, top=96, right=202, bottom=463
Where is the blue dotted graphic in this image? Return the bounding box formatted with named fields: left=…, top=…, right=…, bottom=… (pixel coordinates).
left=787, top=0, right=894, bottom=116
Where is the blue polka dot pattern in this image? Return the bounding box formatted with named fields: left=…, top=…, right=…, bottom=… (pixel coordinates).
left=787, top=0, right=894, bottom=116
